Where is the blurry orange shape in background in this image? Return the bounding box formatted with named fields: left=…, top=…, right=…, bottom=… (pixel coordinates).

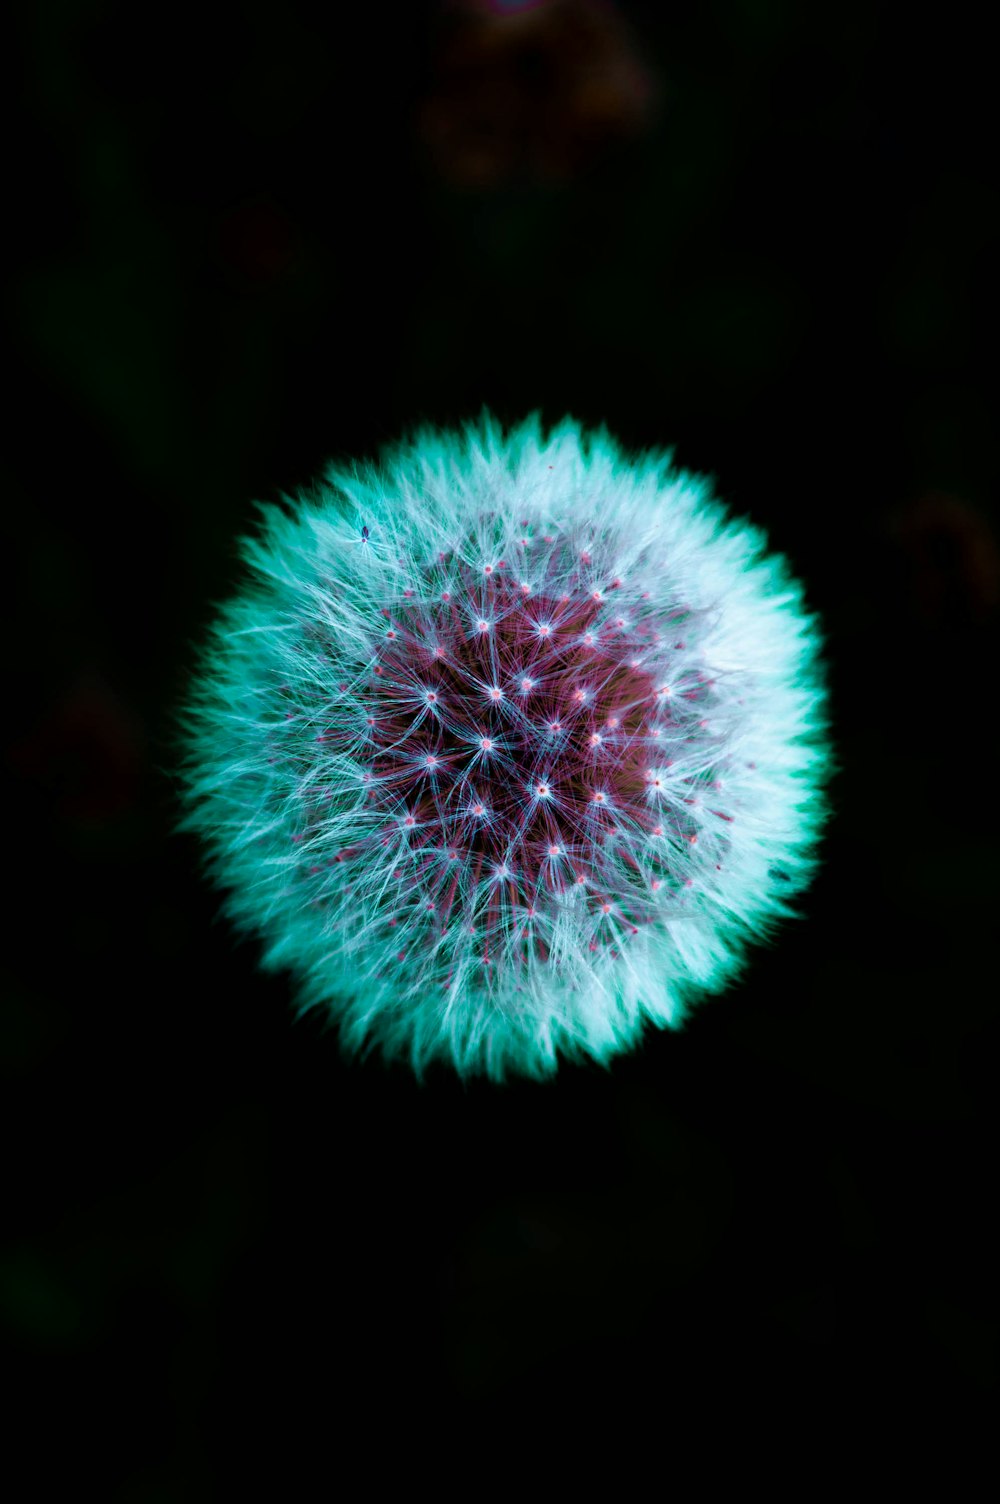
left=419, top=0, right=659, bottom=188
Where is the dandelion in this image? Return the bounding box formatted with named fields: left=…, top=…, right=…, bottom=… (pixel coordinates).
left=177, top=413, right=832, bottom=1080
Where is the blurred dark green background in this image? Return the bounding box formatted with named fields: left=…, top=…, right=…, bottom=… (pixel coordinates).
left=5, top=0, right=998, bottom=1487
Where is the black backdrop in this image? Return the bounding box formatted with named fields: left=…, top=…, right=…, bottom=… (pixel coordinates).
left=6, top=0, right=998, bottom=1487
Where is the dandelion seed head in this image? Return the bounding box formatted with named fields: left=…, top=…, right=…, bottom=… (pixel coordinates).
left=178, top=412, right=833, bottom=1080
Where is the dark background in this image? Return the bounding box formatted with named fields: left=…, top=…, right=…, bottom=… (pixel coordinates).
left=5, top=0, right=998, bottom=1487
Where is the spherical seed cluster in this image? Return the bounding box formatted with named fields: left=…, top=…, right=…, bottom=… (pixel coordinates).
left=178, top=414, right=832, bottom=1080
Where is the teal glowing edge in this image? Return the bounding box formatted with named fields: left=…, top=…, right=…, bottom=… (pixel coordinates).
left=177, top=413, right=834, bottom=1080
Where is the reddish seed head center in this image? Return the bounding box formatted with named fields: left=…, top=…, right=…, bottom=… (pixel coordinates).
left=331, top=546, right=717, bottom=964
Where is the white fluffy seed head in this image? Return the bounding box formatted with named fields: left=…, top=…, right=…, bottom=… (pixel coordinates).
left=178, top=412, right=833, bottom=1081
